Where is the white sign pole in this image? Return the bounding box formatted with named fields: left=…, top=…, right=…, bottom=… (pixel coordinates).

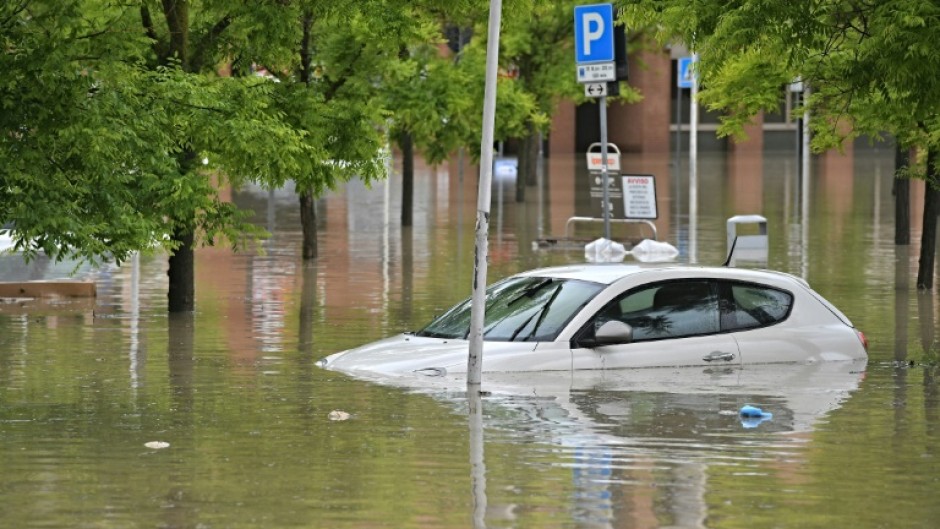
left=600, top=96, right=611, bottom=239
left=466, top=0, right=502, bottom=388
left=801, top=82, right=811, bottom=280
left=689, top=54, right=699, bottom=264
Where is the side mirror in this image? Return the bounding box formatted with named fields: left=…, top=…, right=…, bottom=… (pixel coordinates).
left=593, top=320, right=633, bottom=347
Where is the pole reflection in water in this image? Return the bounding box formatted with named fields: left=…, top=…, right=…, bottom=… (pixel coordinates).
left=468, top=390, right=487, bottom=529
left=11, top=144, right=940, bottom=528
left=383, top=158, right=392, bottom=315
left=129, top=251, right=141, bottom=393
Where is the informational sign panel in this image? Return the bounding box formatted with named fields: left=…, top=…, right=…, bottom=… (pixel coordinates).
left=621, top=174, right=658, bottom=219
left=585, top=174, right=658, bottom=220
left=589, top=173, right=622, bottom=218
left=577, top=62, right=616, bottom=83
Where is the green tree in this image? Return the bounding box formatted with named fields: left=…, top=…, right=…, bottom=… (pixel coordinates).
left=240, top=1, right=406, bottom=257
left=1, top=1, right=315, bottom=311
left=0, top=1, right=180, bottom=263
left=622, top=0, right=940, bottom=288
left=500, top=1, right=580, bottom=202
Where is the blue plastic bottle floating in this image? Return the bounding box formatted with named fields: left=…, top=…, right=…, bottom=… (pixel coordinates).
left=739, top=405, right=773, bottom=428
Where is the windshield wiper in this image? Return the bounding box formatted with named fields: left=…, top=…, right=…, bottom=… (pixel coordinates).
left=509, top=284, right=563, bottom=341
left=507, top=278, right=553, bottom=306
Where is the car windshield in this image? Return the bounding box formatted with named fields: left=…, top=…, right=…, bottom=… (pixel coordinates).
left=416, top=276, right=604, bottom=342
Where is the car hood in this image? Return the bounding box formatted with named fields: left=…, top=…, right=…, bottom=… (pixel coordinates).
left=319, top=334, right=539, bottom=378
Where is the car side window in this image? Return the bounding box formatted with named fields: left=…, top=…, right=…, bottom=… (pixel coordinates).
left=721, top=282, right=792, bottom=331
left=597, top=280, right=720, bottom=341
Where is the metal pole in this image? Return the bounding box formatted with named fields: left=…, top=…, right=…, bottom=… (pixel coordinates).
left=675, top=86, right=683, bottom=241
left=600, top=95, right=611, bottom=240
left=675, top=80, right=682, bottom=172
left=801, top=83, right=811, bottom=280
left=689, top=55, right=699, bottom=264
left=467, top=0, right=502, bottom=388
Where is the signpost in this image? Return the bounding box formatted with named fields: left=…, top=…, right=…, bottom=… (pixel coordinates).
left=574, top=3, right=616, bottom=239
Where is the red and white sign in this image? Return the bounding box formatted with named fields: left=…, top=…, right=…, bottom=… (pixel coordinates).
left=586, top=142, right=620, bottom=172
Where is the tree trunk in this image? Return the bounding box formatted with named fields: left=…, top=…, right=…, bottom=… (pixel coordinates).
left=515, top=123, right=540, bottom=203
left=167, top=146, right=198, bottom=312
left=896, top=144, right=911, bottom=245
left=167, top=227, right=195, bottom=312
left=161, top=0, right=190, bottom=68
left=400, top=130, right=414, bottom=226
left=524, top=125, right=539, bottom=187
left=917, top=149, right=939, bottom=289
left=160, top=1, right=198, bottom=312
left=299, top=189, right=318, bottom=260
left=296, top=12, right=318, bottom=261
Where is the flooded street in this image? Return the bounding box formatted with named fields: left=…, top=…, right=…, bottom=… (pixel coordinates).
left=2, top=149, right=939, bottom=528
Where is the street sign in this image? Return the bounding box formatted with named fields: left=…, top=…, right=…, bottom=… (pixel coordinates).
left=577, top=62, right=616, bottom=83
left=622, top=174, right=658, bottom=219
left=677, top=56, right=694, bottom=89
left=584, top=82, right=607, bottom=97
left=574, top=4, right=615, bottom=64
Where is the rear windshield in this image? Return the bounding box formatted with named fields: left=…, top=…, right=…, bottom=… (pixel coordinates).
left=417, top=276, right=603, bottom=342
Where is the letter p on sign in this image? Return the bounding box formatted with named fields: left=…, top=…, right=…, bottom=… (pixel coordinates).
left=574, top=4, right=615, bottom=64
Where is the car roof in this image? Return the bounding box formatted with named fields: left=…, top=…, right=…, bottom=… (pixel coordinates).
left=516, top=263, right=809, bottom=288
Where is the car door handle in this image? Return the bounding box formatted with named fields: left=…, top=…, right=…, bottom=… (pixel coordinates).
left=703, top=351, right=735, bottom=362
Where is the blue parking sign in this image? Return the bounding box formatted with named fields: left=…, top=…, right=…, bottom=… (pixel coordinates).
left=574, top=4, right=614, bottom=64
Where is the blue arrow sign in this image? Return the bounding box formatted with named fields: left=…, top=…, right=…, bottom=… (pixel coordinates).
left=574, top=4, right=615, bottom=64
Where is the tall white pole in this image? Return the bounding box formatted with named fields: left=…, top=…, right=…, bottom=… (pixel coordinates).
left=467, top=0, right=503, bottom=387
left=801, top=83, right=811, bottom=280
left=689, top=54, right=699, bottom=264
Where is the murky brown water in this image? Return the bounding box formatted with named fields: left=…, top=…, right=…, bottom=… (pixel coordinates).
left=2, top=149, right=939, bottom=528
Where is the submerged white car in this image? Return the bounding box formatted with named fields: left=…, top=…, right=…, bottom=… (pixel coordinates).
left=319, top=264, right=868, bottom=378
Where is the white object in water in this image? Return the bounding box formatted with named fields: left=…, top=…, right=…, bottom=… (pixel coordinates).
left=328, top=410, right=351, bottom=421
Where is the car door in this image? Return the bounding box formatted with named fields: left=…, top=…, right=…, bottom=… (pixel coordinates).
left=570, top=279, right=742, bottom=369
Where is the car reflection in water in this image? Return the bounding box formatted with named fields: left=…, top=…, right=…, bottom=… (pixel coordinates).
left=341, top=359, right=868, bottom=528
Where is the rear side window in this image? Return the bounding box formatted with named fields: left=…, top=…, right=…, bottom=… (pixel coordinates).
left=721, top=283, right=792, bottom=331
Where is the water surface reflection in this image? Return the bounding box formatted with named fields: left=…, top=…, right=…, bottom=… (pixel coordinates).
left=1, top=149, right=939, bottom=528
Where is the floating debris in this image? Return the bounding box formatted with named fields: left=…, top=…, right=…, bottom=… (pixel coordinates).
left=328, top=410, right=351, bottom=421
left=144, top=441, right=170, bottom=449
left=739, top=405, right=773, bottom=429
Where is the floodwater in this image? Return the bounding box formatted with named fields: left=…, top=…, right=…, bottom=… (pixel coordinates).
left=2, top=148, right=939, bottom=528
